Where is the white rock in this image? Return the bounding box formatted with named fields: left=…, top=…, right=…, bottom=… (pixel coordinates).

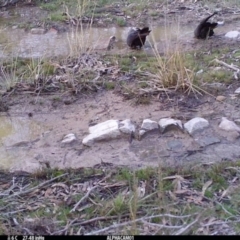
left=89, top=120, right=118, bottom=133
left=225, top=31, right=240, bottom=39
left=159, top=118, right=183, bottom=132
left=139, top=130, right=146, bottom=137
left=234, top=87, right=240, bottom=94
left=141, top=119, right=158, bottom=131
left=184, top=117, right=209, bottom=135
left=119, top=119, right=135, bottom=134
left=61, top=133, right=76, bottom=143
left=83, top=120, right=121, bottom=146
left=219, top=117, right=240, bottom=132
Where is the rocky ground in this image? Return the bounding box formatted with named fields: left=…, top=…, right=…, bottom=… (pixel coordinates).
left=1, top=0, right=240, bottom=235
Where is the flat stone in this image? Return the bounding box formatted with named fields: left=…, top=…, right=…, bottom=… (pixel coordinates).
left=219, top=117, right=240, bottom=132
left=225, top=31, right=240, bottom=39
left=159, top=118, right=183, bottom=133
left=195, top=136, right=221, bottom=147
left=141, top=119, right=159, bottom=131
left=119, top=119, right=135, bottom=134
left=234, top=87, right=240, bottom=94
left=83, top=120, right=121, bottom=146
left=61, top=133, right=76, bottom=144
left=184, top=117, right=209, bottom=135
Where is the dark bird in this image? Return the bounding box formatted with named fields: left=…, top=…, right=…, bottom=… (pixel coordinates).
left=194, top=12, right=218, bottom=39
left=127, top=27, right=151, bottom=49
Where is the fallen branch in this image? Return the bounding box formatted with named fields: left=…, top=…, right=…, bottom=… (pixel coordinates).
left=173, top=215, right=201, bottom=235
left=73, top=213, right=134, bottom=226
left=142, top=220, right=183, bottom=229
left=2, top=209, right=26, bottom=216
left=51, top=218, right=79, bottom=235
left=70, top=185, right=98, bottom=212
left=85, top=213, right=197, bottom=235
left=13, top=218, right=34, bottom=235
left=215, top=59, right=240, bottom=72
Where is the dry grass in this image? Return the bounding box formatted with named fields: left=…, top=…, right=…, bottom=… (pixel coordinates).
left=65, top=0, right=96, bottom=57
left=142, top=22, right=201, bottom=97
left=145, top=48, right=197, bottom=94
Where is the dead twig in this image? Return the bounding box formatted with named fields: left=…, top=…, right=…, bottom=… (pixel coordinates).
left=5, top=173, right=68, bottom=199
left=142, top=220, right=184, bottom=229
left=215, top=59, right=240, bottom=72
left=2, top=209, right=26, bottom=216
left=70, top=185, right=98, bottom=212
left=173, top=214, right=201, bottom=235
left=51, top=218, right=79, bottom=235
left=73, top=213, right=133, bottom=227
left=85, top=213, right=197, bottom=235
left=12, top=218, right=34, bottom=235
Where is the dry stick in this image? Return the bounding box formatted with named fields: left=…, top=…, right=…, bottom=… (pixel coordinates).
left=52, top=218, right=79, bottom=235
left=73, top=213, right=133, bottom=226
left=85, top=213, right=197, bottom=235
left=141, top=220, right=183, bottom=230
left=70, top=185, right=98, bottom=213
left=202, top=195, right=235, bottom=217
left=173, top=215, right=201, bottom=235
left=201, top=220, right=230, bottom=228
left=2, top=209, right=26, bottom=216
left=13, top=218, right=34, bottom=235
left=5, top=173, right=68, bottom=199
left=96, top=172, right=113, bottom=184
left=215, top=59, right=240, bottom=72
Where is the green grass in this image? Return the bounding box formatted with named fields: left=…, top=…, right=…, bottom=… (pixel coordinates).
left=49, top=13, right=66, bottom=22
left=39, top=1, right=62, bottom=11
left=104, top=82, right=115, bottom=90
left=116, top=17, right=127, bottom=27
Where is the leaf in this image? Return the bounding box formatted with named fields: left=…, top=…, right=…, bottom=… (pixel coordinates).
left=231, top=177, right=238, bottom=183
left=163, top=175, right=185, bottom=181
left=44, top=188, right=53, bottom=197
left=168, top=190, right=177, bottom=200
left=52, top=182, right=69, bottom=191
left=175, top=189, right=190, bottom=194
left=202, top=180, right=212, bottom=196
